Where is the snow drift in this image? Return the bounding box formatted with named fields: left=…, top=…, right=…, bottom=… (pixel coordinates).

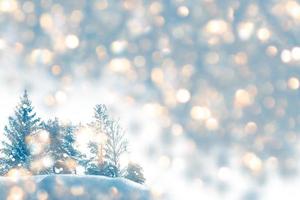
left=0, top=175, right=150, bottom=200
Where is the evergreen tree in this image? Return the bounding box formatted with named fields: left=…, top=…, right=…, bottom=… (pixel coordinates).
left=42, top=119, right=80, bottom=174
left=125, top=163, right=145, bottom=184
left=0, top=91, right=41, bottom=175
left=85, top=141, right=103, bottom=175
left=86, top=160, right=118, bottom=177
left=85, top=142, right=118, bottom=177
left=101, top=162, right=119, bottom=177
left=93, top=104, right=128, bottom=176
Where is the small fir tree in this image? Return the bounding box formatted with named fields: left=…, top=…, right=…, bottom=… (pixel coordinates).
left=125, top=163, right=145, bottom=184
left=85, top=142, right=118, bottom=177
left=85, top=141, right=103, bottom=175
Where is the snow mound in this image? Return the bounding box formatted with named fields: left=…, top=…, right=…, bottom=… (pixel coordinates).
left=0, top=175, right=150, bottom=200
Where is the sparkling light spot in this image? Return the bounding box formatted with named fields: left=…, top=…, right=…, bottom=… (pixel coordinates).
left=291, top=47, right=300, bottom=60
left=288, top=77, right=299, bottom=90
left=40, top=13, right=53, bottom=31
left=234, top=89, right=253, bottom=108
left=0, top=0, right=18, bottom=12
left=177, top=6, right=189, bottom=17
left=7, top=186, right=24, bottom=200
left=281, top=49, right=292, bottom=63
left=110, top=40, right=128, bottom=54
left=244, top=121, right=257, bottom=134
left=176, top=89, right=191, bottom=103
left=51, top=65, right=61, bottom=76
left=190, top=106, right=211, bottom=121
left=42, top=156, right=54, bottom=168
left=205, top=19, right=229, bottom=35
left=266, top=45, right=278, bottom=57
left=172, top=124, right=183, bottom=136
left=65, top=34, right=80, bottom=49
left=149, top=2, right=163, bottom=15
left=30, top=49, right=53, bottom=64
left=243, top=152, right=262, bottom=173
left=109, top=58, right=132, bottom=73
left=238, top=22, right=254, bottom=40
left=55, top=90, right=68, bottom=104
left=218, top=167, right=232, bottom=181
left=205, top=118, right=219, bottom=131
left=0, top=39, right=7, bottom=50
left=96, top=46, right=107, bottom=60
left=257, top=28, right=271, bottom=42
left=151, top=68, right=164, bottom=85
left=286, top=1, right=300, bottom=19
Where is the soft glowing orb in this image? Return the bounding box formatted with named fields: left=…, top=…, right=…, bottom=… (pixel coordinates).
left=65, top=34, right=80, bottom=49
left=176, top=89, right=191, bottom=103
left=288, top=77, right=299, bottom=90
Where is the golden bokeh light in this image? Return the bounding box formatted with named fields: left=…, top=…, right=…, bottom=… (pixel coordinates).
left=190, top=106, right=211, bottom=121
left=285, top=1, right=300, bottom=19
left=51, top=65, right=61, bottom=76
left=244, top=121, right=257, bottom=134
left=7, top=186, right=24, bottom=200
left=0, top=0, right=18, bottom=13
left=257, top=28, right=271, bottom=42
left=205, top=117, right=219, bottom=131
left=151, top=68, right=164, bottom=85
left=40, top=13, right=53, bottom=31
left=205, top=19, right=229, bottom=35
left=266, top=45, right=278, bottom=57
left=177, top=6, right=189, bottom=17
left=234, top=89, right=253, bottom=108
left=243, top=152, right=262, bottom=173
left=108, top=58, right=132, bottom=73
left=287, top=77, right=299, bottom=90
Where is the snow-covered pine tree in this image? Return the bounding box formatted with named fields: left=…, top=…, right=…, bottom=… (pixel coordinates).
left=85, top=141, right=103, bottom=175
left=125, top=163, right=145, bottom=184
left=0, top=90, right=41, bottom=175
left=43, top=119, right=80, bottom=174
left=93, top=104, right=128, bottom=177
left=40, top=118, right=61, bottom=174
left=85, top=141, right=118, bottom=177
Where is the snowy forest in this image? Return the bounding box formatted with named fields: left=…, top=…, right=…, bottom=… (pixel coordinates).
left=0, top=91, right=145, bottom=184
left=2, top=0, right=300, bottom=199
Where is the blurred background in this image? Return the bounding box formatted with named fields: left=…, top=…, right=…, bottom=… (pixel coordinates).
left=0, top=0, right=300, bottom=199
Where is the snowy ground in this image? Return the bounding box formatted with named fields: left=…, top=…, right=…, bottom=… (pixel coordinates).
left=0, top=175, right=150, bottom=200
